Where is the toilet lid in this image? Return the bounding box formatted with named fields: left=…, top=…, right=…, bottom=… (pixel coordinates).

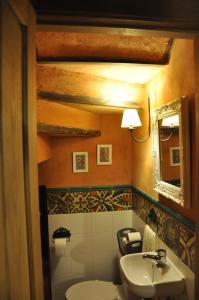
left=65, top=280, right=124, bottom=300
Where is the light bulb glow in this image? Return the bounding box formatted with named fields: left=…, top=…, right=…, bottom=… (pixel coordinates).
left=162, top=114, right=179, bottom=127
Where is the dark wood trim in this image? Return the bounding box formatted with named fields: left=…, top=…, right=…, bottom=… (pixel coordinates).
left=36, top=14, right=199, bottom=34
left=37, top=122, right=101, bottom=137
left=162, top=38, right=174, bottom=64
left=31, top=0, right=199, bottom=24
left=38, top=91, right=141, bottom=109
left=194, top=37, right=199, bottom=300
left=37, top=56, right=168, bottom=65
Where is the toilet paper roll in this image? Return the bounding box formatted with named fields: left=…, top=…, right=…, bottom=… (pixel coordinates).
left=54, top=238, right=66, bottom=257
left=127, top=232, right=141, bottom=242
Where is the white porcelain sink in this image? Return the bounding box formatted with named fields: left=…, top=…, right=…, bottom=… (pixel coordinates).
left=120, top=252, right=185, bottom=298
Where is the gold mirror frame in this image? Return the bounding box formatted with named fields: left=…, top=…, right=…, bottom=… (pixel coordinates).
left=152, top=96, right=191, bottom=207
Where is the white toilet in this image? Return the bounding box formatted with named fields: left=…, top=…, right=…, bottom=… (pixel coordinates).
left=65, top=280, right=125, bottom=300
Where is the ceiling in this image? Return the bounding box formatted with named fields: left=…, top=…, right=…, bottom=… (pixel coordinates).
left=36, top=31, right=173, bottom=114
left=37, top=32, right=172, bottom=64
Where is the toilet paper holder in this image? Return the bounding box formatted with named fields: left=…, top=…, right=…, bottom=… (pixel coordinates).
left=117, top=228, right=142, bottom=255
left=52, top=227, right=71, bottom=241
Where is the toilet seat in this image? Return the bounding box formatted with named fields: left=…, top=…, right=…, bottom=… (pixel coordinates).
left=65, top=280, right=125, bottom=300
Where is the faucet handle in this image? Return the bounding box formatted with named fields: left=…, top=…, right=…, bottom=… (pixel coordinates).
left=156, top=249, right=166, bottom=258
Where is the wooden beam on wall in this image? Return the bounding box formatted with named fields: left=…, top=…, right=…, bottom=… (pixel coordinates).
left=162, top=38, right=174, bottom=64
left=37, top=65, right=144, bottom=107
left=37, top=122, right=101, bottom=137
left=38, top=91, right=141, bottom=109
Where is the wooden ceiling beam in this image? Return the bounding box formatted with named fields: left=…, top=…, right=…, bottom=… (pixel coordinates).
left=38, top=91, right=141, bottom=109
left=37, top=122, right=101, bottom=137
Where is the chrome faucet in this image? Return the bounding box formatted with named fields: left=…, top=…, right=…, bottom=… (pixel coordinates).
left=143, top=249, right=167, bottom=267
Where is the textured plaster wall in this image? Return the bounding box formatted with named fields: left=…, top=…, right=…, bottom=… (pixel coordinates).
left=38, top=114, right=133, bottom=187
left=37, top=133, right=52, bottom=163
left=131, top=39, right=196, bottom=220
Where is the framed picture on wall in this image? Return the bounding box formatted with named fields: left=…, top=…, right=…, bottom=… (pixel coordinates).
left=73, top=152, right=88, bottom=173
left=170, top=147, right=180, bottom=166
left=97, top=144, right=112, bottom=165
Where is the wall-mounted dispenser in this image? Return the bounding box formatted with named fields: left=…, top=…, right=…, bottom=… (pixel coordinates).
left=52, top=227, right=71, bottom=257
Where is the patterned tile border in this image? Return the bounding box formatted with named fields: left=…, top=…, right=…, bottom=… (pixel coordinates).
left=132, top=186, right=196, bottom=272
left=47, top=185, right=132, bottom=214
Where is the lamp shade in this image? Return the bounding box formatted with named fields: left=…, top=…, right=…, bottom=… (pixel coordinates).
left=161, top=114, right=179, bottom=127
left=121, top=109, right=142, bottom=129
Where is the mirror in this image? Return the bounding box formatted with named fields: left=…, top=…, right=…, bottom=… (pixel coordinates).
left=152, top=97, right=191, bottom=207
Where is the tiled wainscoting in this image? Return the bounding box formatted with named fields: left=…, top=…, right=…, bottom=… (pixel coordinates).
left=47, top=186, right=132, bottom=300
left=47, top=184, right=196, bottom=300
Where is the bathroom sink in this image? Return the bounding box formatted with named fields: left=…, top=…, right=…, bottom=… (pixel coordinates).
left=120, top=252, right=185, bottom=298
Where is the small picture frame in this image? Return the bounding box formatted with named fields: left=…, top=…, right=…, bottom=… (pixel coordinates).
left=73, top=152, right=88, bottom=173
left=170, top=147, right=180, bottom=166
left=97, top=144, right=112, bottom=165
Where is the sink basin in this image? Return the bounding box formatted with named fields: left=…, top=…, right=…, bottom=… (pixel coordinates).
left=120, top=252, right=185, bottom=298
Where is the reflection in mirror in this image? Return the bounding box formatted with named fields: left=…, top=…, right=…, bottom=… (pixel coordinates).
left=159, top=114, right=180, bottom=188
left=152, top=97, right=191, bottom=207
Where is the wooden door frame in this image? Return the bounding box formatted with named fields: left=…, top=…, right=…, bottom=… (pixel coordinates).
left=1, top=1, right=44, bottom=300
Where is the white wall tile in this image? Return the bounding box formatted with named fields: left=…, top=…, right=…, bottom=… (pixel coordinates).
left=91, top=211, right=112, bottom=232
left=70, top=253, right=92, bottom=276
left=112, top=235, right=121, bottom=253
left=90, top=232, right=113, bottom=253
left=68, top=233, right=92, bottom=256
left=50, top=255, right=71, bottom=283
left=112, top=210, right=133, bottom=233
left=70, top=213, right=92, bottom=234
left=92, top=251, right=114, bottom=281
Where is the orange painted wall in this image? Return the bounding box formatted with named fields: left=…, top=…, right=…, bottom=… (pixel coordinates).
left=131, top=39, right=196, bottom=220
left=38, top=115, right=133, bottom=187
left=37, top=99, right=101, bottom=130
left=37, top=133, right=52, bottom=163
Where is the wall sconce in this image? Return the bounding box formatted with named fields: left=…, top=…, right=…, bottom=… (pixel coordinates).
left=121, top=109, right=142, bottom=129
left=121, top=95, right=151, bottom=143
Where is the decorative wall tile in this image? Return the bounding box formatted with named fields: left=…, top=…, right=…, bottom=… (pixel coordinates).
left=48, top=192, right=71, bottom=214
left=47, top=186, right=132, bottom=214
left=132, top=187, right=196, bottom=272
left=90, top=190, right=113, bottom=212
